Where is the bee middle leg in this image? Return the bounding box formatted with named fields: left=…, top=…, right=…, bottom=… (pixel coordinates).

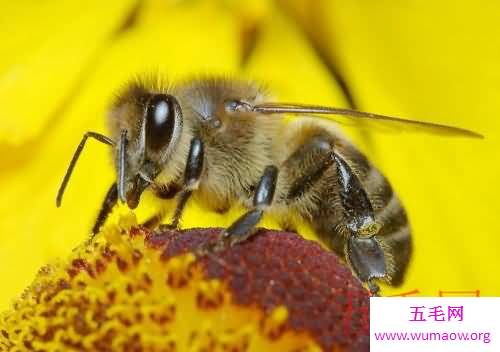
left=208, top=165, right=278, bottom=251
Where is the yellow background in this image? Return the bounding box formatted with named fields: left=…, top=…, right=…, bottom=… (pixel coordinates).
left=0, top=0, right=499, bottom=310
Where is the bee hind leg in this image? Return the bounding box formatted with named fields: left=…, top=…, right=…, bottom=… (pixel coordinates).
left=332, top=151, right=387, bottom=295
left=346, top=235, right=386, bottom=296
left=275, top=129, right=387, bottom=295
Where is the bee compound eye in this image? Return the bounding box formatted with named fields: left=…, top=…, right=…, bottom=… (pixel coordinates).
left=146, top=94, right=177, bottom=150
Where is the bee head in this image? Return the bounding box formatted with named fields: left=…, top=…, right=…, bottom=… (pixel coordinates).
left=111, top=88, right=183, bottom=209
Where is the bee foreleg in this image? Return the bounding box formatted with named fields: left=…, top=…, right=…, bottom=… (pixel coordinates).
left=141, top=183, right=181, bottom=229
left=149, top=137, right=204, bottom=231
left=153, top=183, right=181, bottom=199
left=169, top=137, right=204, bottom=228
left=333, top=152, right=386, bottom=295
left=215, top=165, right=278, bottom=249
left=91, top=182, right=118, bottom=237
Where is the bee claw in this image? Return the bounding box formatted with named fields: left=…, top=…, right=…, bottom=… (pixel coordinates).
left=194, top=231, right=228, bottom=257
left=193, top=235, right=245, bottom=275
left=368, top=279, right=381, bottom=297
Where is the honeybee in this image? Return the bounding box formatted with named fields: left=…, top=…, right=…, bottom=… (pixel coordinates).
left=56, top=76, right=482, bottom=295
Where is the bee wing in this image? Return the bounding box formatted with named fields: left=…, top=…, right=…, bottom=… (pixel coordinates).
left=252, top=102, right=484, bottom=139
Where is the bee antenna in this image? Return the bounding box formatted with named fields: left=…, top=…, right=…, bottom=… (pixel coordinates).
left=56, top=132, right=114, bottom=207
left=117, top=130, right=128, bottom=203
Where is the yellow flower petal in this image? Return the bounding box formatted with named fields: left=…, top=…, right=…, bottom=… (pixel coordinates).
left=0, top=0, right=138, bottom=145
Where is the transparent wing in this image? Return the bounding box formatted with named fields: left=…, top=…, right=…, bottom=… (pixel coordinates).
left=252, top=102, right=484, bottom=139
